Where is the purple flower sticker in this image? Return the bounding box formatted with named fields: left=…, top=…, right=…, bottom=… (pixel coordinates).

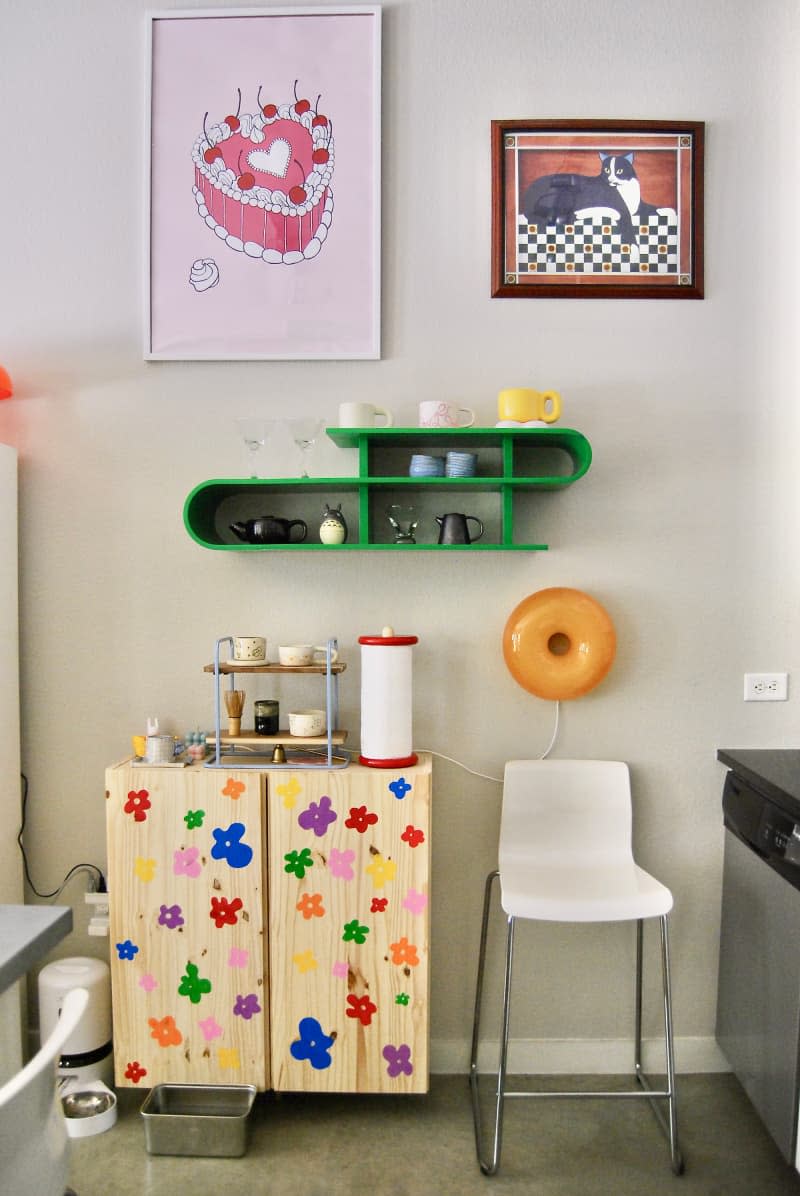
left=158, top=903, right=184, bottom=929
left=383, top=1043, right=413, bottom=1078
left=233, top=993, right=261, bottom=1020
left=298, top=794, right=338, bottom=838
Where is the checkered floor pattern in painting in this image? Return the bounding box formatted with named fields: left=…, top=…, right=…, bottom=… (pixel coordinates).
left=517, top=210, right=679, bottom=275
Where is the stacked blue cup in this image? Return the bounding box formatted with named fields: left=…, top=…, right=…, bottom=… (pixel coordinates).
left=445, top=451, right=478, bottom=477
left=409, top=454, right=446, bottom=477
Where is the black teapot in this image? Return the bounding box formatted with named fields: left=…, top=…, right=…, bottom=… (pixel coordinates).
left=435, top=512, right=484, bottom=545
left=229, top=516, right=308, bottom=544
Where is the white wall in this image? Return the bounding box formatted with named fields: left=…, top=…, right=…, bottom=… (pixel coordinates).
left=1, top=0, right=798, bottom=1070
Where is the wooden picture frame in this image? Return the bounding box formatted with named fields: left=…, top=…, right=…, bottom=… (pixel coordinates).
left=491, top=119, right=704, bottom=299
left=145, top=7, right=381, bottom=360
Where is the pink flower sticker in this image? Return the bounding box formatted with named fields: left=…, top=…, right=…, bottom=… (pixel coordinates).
left=331, top=961, right=348, bottom=979
left=328, top=847, right=355, bottom=880
left=173, top=845, right=202, bottom=878
left=228, top=947, right=249, bottom=969
left=402, top=889, right=429, bottom=916
left=198, top=1016, right=223, bottom=1042
left=139, top=973, right=158, bottom=992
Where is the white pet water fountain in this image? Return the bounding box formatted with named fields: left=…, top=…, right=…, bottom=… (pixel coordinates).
left=38, top=957, right=117, bottom=1137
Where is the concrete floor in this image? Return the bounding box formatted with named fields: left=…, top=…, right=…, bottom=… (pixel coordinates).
left=68, top=1074, right=800, bottom=1196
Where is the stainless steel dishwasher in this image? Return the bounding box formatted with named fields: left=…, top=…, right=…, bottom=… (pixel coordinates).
left=716, top=749, right=800, bottom=1167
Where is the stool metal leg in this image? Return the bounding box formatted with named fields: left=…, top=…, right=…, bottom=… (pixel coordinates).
left=470, top=870, right=516, bottom=1176
left=634, top=915, right=683, bottom=1175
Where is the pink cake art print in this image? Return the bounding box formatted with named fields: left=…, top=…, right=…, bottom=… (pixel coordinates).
left=192, top=82, right=334, bottom=266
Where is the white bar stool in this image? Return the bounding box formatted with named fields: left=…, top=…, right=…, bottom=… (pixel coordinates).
left=469, top=759, right=683, bottom=1177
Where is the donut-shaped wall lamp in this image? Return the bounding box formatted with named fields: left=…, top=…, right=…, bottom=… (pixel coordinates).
left=503, top=587, right=616, bottom=701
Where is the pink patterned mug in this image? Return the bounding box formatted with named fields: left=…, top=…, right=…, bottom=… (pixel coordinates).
left=418, top=400, right=475, bottom=428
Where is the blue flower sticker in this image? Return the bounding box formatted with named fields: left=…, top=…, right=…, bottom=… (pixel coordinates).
left=389, top=777, right=411, bottom=800
left=210, top=822, right=253, bottom=869
left=290, top=1016, right=334, bottom=1070
left=115, top=939, right=139, bottom=961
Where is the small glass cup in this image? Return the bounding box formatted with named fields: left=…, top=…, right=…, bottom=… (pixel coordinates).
left=386, top=505, right=418, bottom=544
left=254, top=699, right=280, bottom=735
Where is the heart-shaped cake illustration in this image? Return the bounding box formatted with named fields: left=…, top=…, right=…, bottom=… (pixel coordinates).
left=247, top=139, right=291, bottom=179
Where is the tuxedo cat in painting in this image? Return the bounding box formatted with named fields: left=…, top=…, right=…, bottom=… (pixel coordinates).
left=522, top=152, right=663, bottom=247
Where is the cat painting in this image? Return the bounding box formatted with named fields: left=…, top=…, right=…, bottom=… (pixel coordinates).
left=522, top=152, right=669, bottom=247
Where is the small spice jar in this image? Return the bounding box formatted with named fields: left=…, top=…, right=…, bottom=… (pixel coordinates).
left=254, top=699, right=279, bottom=735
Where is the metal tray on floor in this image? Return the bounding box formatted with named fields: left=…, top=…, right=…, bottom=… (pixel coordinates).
left=140, top=1083, right=256, bottom=1157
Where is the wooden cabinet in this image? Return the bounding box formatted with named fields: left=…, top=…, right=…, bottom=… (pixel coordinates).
left=183, top=426, right=592, bottom=552
left=105, top=755, right=431, bottom=1094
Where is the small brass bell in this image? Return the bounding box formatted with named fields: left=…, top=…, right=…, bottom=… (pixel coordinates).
left=271, top=743, right=287, bottom=764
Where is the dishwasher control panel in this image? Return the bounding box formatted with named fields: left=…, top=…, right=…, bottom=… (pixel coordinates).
left=723, top=771, right=800, bottom=886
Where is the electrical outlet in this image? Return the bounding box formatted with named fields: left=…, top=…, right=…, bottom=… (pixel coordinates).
left=744, top=672, right=789, bottom=701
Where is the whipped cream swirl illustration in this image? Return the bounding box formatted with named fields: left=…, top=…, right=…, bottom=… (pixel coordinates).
left=189, top=258, right=219, bottom=292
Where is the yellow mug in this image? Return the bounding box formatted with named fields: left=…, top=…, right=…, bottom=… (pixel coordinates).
left=132, top=735, right=147, bottom=758
left=498, top=387, right=561, bottom=424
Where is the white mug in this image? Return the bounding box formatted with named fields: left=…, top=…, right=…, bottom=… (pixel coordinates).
left=419, top=400, right=475, bottom=428
left=338, top=401, right=393, bottom=428
left=233, top=636, right=266, bottom=661
left=279, top=644, right=339, bottom=667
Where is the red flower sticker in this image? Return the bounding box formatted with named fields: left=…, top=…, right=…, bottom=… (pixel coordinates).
left=345, top=805, right=378, bottom=834
left=124, top=790, right=151, bottom=822
left=371, top=897, right=388, bottom=913
left=125, top=1060, right=147, bottom=1083
left=401, top=824, right=425, bottom=848
left=346, top=993, right=377, bottom=1027
left=209, top=896, right=243, bottom=928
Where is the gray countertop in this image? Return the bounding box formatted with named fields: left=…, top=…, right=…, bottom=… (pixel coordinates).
left=0, top=904, right=72, bottom=992
left=717, top=748, right=800, bottom=810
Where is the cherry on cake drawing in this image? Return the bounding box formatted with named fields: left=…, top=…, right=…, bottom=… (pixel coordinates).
left=191, top=81, right=335, bottom=267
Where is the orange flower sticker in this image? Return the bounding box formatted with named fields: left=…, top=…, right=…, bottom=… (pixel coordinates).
left=222, top=777, right=246, bottom=800
left=296, top=892, right=325, bottom=920
left=389, top=937, right=419, bottom=968
left=148, top=1015, right=183, bottom=1047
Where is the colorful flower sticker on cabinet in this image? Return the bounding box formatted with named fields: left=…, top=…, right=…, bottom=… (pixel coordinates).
left=184, top=808, right=205, bottom=828
left=383, top=1043, right=413, bottom=1077
left=211, top=822, right=254, bottom=868
left=134, top=857, right=156, bottom=882
left=139, top=974, right=158, bottom=992
left=346, top=994, right=377, bottom=1026
left=218, top=1047, right=240, bottom=1070
left=328, top=847, right=355, bottom=880
left=331, top=961, right=348, bottom=979
left=388, top=777, right=411, bottom=800
left=209, top=896, right=243, bottom=928
left=296, top=893, right=325, bottom=920
left=222, top=778, right=246, bottom=800
left=298, top=794, right=338, bottom=837
left=290, top=1017, right=335, bottom=1070
left=233, top=993, right=261, bottom=1020
left=402, top=889, right=428, bottom=916
left=149, top=1015, right=183, bottom=1047
left=116, top=939, right=139, bottom=961
left=124, top=789, right=151, bottom=821
left=284, top=847, right=314, bottom=878
left=276, top=776, right=301, bottom=808
left=401, top=824, right=425, bottom=847
left=293, top=950, right=318, bottom=974
left=342, top=919, right=369, bottom=945
left=173, top=846, right=202, bottom=878
left=370, top=897, right=388, bottom=913
left=390, top=937, right=419, bottom=967
left=366, top=853, right=396, bottom=889
left=228, top=947, right=249, bottom=968
left=125, top=1061, right=147, bottom=1084
left=178, top=961, right=212, bottom=1004
left=345, top=805, right=379, bottom=833
left=158, top=904, right=184, bottom=929
left=199, top=1017, right=223, bottom=1042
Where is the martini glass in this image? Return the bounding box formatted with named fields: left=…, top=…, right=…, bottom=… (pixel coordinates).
left=236, top=418, right=274, bottom=478
left=291, top=419, right=323, bottom=477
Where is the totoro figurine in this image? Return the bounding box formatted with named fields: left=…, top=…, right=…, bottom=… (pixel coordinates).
left=319, top=503, right=348, bottom=545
